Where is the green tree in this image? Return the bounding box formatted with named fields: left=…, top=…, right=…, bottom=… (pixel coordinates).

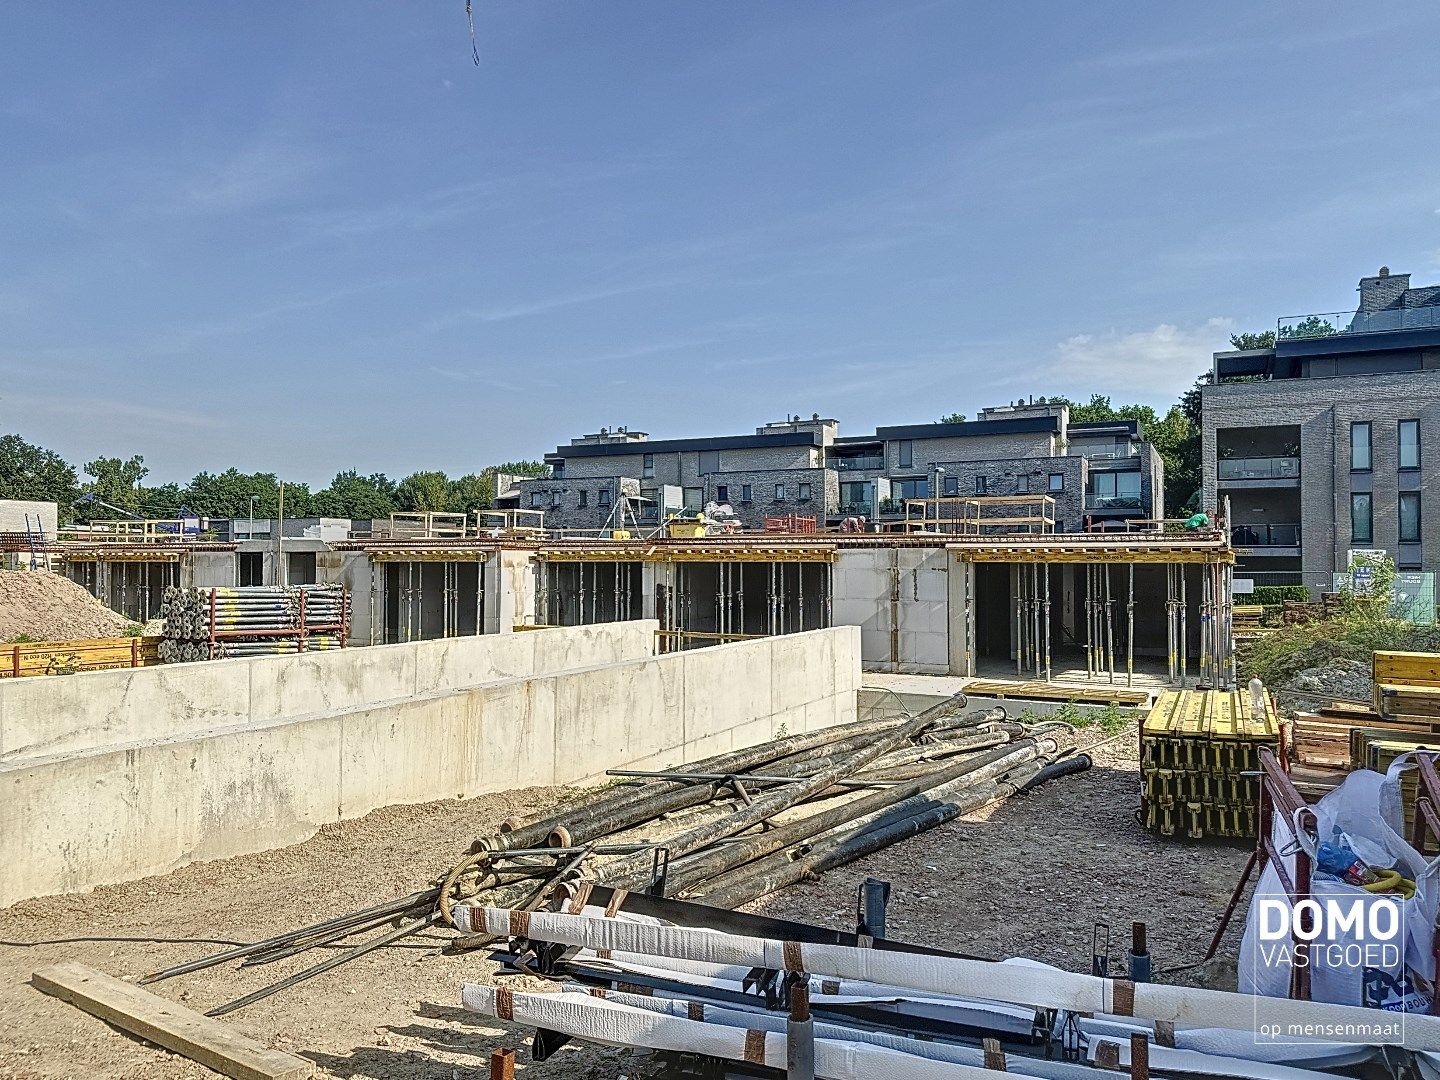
left=395, top=470, right=453, bottom=512
left=489, top=460, right=549, bottom=478
left=313, top=470, right=397, bottom=520
left=137, top=482, right=186, bottom=518
left=1051, top=394, right=1193, bottom=515
left=182, top=470, right=313, bottom=519
left=0, top=434, right=80, bottom=517
left=1229, top=330, right=1276, bottom=350
left=448, top=473, right=494, bottom=516
left=1278, top=316, right=1338, bottom=340
left=936, top=412, right=968, bottom=424
left=81, top=455, right=150, bottom=518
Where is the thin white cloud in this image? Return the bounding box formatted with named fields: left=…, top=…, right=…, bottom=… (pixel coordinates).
left=8, top=393, right=229, bottom=431
left=1041, top=318, right=1235, bottom=404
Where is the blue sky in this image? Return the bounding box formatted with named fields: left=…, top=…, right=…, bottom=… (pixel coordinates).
left=4, top=3, right=1439, bottom=485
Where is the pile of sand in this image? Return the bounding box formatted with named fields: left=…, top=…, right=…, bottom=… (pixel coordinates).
left=0, top=569, right=136, bottom=642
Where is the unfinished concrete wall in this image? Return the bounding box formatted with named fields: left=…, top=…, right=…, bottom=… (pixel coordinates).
left=0, top=625, right=859, bottom=906
left=0, top=622, right=657, bottom=763
left=833, top=548, right=949, bottom=673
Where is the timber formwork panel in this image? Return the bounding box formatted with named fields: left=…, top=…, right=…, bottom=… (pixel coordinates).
left=1140, top=688, right=1280, bottom=840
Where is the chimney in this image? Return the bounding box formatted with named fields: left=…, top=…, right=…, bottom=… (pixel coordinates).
left=1358, top=266, right=1410, bottom=312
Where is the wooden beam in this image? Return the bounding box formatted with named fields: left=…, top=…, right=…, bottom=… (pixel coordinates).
left=32, top=962, right=312, bottom=1080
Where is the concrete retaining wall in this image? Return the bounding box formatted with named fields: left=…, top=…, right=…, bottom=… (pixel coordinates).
left=0, top=622, right=657, bottom=763
left=1, top=625, right=860, bottom=906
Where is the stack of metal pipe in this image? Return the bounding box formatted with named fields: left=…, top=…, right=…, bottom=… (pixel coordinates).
left=148, top=693, right=1092, bottom=1017
left=157, top=585, right=348, bottom=662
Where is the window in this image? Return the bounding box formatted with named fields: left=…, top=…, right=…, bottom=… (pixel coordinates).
left=1400, top=493, right=1422, bottom=543
left=1400, top=420, right=1421, bottom=470
left=1351, top=422, right=1372, bottom=471
left=530, top=492, right=546, bottom=509
left=1351, top=492, right=1373, bottom=542
left=897, top=440, right=913, bottom=468
left=1016, top=474, right=1029, bottom=494
left=642, top=453, right=654, bottom=479
left=797, top=482, right=812, bottom=501
left=698, top=450, right=721, bottom=474
left=577, top=490, right=588, bottom=508
left=683, top=487, right=703, bottom=511
left=741, top=484, right=753, bottom=502
left=552, top=461, right=564, bottom=479
left=892, top=478, right=929, bottom=500
left=973, top=475, right=987, bottom=495
left=716, top=485, right=729, bottom=504
left=1049, top=473, right=1064, bottom=493
left=774, top=483, right=786, bottom=500
left=598, top=487, right=611, bottom=507
left=550, top=491, right=561, bottom=508
left=943, top=475, right=959, bottom=496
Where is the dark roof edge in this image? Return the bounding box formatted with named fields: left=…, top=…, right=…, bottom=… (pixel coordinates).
left=554, top=430, right=820, bottom=458
left=875, top=415, right=1060, bottom=440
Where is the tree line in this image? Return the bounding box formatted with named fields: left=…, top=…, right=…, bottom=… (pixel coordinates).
left=0, top=435, right=549, bottom=524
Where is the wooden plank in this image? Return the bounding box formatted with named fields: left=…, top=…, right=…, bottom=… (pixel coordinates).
left=32, top=962, right=312, bottom=1080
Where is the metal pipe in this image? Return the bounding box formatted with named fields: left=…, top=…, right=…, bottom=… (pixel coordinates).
left=1126, top=562, right=1135, bottom=689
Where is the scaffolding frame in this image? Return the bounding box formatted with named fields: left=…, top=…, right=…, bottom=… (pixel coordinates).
left=904, top=495, right=1056, bottom=535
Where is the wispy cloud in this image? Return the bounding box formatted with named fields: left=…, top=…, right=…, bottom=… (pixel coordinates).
left=1033, top=319, right=1235, bottom=403
left=6, top=393, right=230, bottom=431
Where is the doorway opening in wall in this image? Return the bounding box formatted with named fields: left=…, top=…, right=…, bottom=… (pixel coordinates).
left=382, top=560, right=484, bottom=642
left=288, top=552, right=318, bottom=585
left=538, top=560, right=643, bottom=627
left=655, top=558, right=832, bottom=651
left=239, top=552, right=264, bottom=586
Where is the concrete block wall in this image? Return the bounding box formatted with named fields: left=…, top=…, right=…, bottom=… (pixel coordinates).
left=0, top=625, right=859, bottom=906
left=834, top=548, right=950, bottom=673
left=0, top=622, right=656, bottom=763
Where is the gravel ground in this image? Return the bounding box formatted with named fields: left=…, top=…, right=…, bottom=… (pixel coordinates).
left=0, top=723, right=1252, bottom=1079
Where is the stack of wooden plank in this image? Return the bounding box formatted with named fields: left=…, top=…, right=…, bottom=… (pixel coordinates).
left=1, top=635, right=160, bottom=678
left=1140, top=688, right=1281, bottom=840
left=1374, top=651, right=1440, bottom=719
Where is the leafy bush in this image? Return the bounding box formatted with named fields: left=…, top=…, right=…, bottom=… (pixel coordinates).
left=1250, top=585, right=1309, bottom=606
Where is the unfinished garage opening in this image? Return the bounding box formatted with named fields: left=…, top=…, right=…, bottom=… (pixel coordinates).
left=381, top=560, right=484, bottom=642
left=656, top=556, right=832, bottom=652
left=238, top=552, right=264, bottom=586
left=537, top=560, right=643, bottom=626
left=64, top=559, right=179, bottom=622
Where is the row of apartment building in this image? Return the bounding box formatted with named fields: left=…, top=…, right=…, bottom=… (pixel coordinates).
left=503, top=403, right=1166, bottom=532
left=1201, top=266, right=1440, bottom=595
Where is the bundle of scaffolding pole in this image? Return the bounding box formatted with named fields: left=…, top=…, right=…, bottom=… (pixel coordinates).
left=157, top=584, right=350, bottom=662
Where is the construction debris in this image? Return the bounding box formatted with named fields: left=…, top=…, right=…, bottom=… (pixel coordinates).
left=139, top=694, right=1089, bottom=1017
left=158, top=585, right=349, bottom=662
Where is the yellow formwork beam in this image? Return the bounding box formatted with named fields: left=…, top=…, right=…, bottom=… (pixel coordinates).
left=955, top=548, right=1232, bottom=565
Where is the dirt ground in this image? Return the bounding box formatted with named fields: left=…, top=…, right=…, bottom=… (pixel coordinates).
left=0, top=726, right=1252, bottom=1079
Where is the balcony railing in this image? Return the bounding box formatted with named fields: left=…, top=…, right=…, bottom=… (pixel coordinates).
left=830, top=455, right=885, bottom=471
left=1217, top=456, right=1299, bottom=480
left=1231, top=523, right=1301, bottom=547
left=1278, top=306, right=1440, bottom=339
left=836, top=502, right=873, bottom=517
left=1084, top=494, right=1142, bottom=511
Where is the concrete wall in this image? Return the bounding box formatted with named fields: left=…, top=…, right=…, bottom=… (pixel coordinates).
left=0, top=622, right=656, bottom=763
left=834, top=548, right=950, bottom=673
left=0, top=625, right=859, bottom=906
left=0, top=499, right=58, bottom=537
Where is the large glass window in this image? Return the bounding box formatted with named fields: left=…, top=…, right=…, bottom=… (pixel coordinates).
left=1351, top=492, right=1373, bottom=542
left=1400, top=420, right=1421, bottom=470
left=698, top=450, right=721, bottom=474
left=1351, top=422, right=1372, bottom=471
left=892, top=478, right=929, bottom=500
left=897, top=440, right=913, bottom=468
left=1400, top=493, right=1422, bottom=543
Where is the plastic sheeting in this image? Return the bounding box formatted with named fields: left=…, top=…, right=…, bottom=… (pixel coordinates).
left=481, top=905, right=1440, bottom=1051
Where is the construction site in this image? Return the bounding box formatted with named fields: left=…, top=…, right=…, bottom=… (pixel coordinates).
left=5, top=487, right=1440, bottom=1080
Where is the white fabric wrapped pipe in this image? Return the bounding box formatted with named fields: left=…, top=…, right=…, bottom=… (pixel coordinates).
left=461, top=984, right=1013, bottom=1080
left=480, top=906, right=1440, bottom=1051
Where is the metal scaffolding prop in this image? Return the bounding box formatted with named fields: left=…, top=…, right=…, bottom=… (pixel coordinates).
left=381, top=559, right=485, bottom=644
left=147, top=694, right=1090, bottom=1018
left=157, top=585, right=350, bottom=662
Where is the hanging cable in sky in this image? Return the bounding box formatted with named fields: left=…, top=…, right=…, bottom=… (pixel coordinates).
left=465, top=1, right=481, bottom=65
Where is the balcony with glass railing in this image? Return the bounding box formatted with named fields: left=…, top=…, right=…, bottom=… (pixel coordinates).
left=1084, top=493, right=1143, bottom=511
left=829, top=454, right=885, bottom=471
left=835, top=501, right=873, bottom=517
left=1230, top=523, right=1301, bottom=548
left=1217, top=456, right=1300, bottom=481
left=1277, top=306, right=1440, bottom=339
